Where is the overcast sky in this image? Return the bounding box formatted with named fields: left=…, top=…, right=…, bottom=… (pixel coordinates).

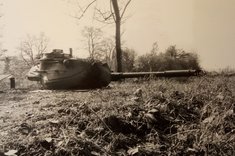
left=1, top=0, right=235, bottom=70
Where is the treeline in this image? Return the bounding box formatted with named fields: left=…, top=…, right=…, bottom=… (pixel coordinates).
left=111, top=44, right=201, bottom=72
left=81, top=27, right=201, bottom=72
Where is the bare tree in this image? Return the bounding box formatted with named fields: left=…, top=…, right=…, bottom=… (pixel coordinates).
left=81, top=26, right=117, bottom=68
left=98, top=37, right=115, bottom=68
left=74, top=0, right=132, bottom=72
left=19, top=33, right=49, bottom=67
left=82, top=26, right=103, bottom=59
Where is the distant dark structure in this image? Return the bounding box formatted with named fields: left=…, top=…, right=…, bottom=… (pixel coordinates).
left=27, top=49, right=202, bottom=89
left=0, top=74, right=15, bottom=89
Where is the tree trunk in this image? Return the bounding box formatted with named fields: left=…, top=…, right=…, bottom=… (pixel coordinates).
left=111, top=0, right=122, bottom=72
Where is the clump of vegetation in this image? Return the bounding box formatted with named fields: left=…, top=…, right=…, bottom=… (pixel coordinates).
left=135, top=45, right=201, bottom=72
left=0, top=75, right=234, bottom=155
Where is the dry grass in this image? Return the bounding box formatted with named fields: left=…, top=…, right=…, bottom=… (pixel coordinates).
left=0, top=75, right=234, bottom=155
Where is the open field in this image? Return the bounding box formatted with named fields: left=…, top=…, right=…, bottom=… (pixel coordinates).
left=0, top=76, right=235, bottom=156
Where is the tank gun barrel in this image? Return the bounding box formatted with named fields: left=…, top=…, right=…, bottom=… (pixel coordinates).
left=111, top=69, right=202, bottom=81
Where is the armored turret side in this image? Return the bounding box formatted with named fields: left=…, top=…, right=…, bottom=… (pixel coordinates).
left=27, top=49, right=111, bottom=89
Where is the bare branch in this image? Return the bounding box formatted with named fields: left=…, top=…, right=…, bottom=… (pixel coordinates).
left=76, top=0, right=97, bottom=20
left=94, top=16, right=115, bottom=24
left=20, top=50, right=31, bottom=67
left=110, top=0, right=116, bottom=22
left=120, top=0, right=132, bottom=19
left=95, top=8, right=113, bottom=21
left=19, top=34, right=48, bottom=66
left=75, top=0, right=84, bottom=13
left=121, top=14, right=132, bottom=24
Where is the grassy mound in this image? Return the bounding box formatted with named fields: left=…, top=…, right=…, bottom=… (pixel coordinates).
left=0, top=76, right=234, bottom=155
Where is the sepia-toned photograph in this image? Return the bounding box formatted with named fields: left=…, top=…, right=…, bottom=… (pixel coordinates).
left=0, top=0, right=234, bottom=155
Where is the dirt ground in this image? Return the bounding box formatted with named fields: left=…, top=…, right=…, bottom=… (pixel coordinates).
left=0, top=89, right=91, bottom=141
left=0, top=76, right=235, bottom=155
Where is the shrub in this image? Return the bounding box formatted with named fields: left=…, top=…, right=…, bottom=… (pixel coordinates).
left=135, top=45, right=201, bottom=72
left=122, top=48, right=136, bottom=72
